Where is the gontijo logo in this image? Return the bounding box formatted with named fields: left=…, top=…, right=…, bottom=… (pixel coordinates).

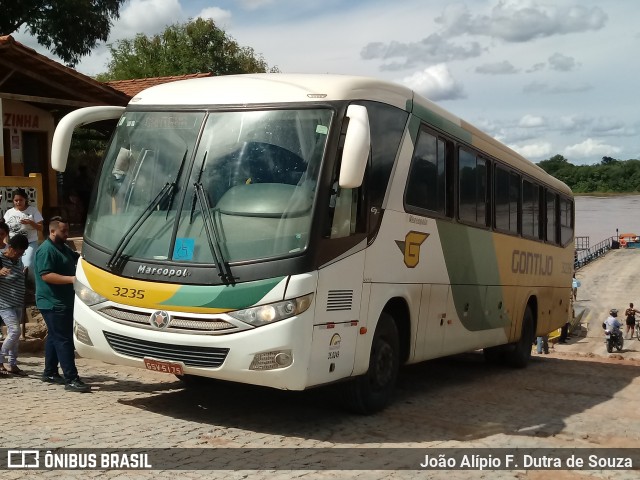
left=395, top=231, right=429, bottom=268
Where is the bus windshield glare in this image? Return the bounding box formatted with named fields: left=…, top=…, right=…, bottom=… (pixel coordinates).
left=85, top=108, right=333, bottom=264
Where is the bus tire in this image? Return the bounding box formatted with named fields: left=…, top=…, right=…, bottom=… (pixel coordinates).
left=342, top=312, right=399, bottom=415
left=483, top=345, right=506, bottom=364
left=505, top=305, right=534, bottom=368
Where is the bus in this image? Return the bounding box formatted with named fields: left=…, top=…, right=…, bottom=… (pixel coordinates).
left=51, top=74, right=574, bottom=413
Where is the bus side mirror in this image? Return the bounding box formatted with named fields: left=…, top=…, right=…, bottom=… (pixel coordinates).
left=338, top=105, right=370, bottom=189
left=51, top=106, right=125, bottom=172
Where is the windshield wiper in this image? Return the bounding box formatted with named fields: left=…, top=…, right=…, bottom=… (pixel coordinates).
left=107, top=182, right=173, bottom=272
left=194, top=182, right=235, bottom=285
left=189, top=151, right=207, bottom=225
left=107, top=148, right=189, bottom=272
left=165, top=149, right=188, bottom=218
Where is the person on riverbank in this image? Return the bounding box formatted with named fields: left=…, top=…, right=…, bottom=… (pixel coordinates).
left=4, top=189, right=43, bottom=283
left=536, top=334, right=549, bottom=354
left=624, top=303, right=640, bottom=339
left=34, top=216, right=89, bottom=392
left=572, top=276, right=580, bottom=301
left=0, top=234, right=29, bottom=377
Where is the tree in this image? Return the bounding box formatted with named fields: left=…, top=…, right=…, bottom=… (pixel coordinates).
left=537, top=154, right=570, bottom=176
left=1, top=0, right=126, bottom=66
left=96, top=18, right=279, bottom=81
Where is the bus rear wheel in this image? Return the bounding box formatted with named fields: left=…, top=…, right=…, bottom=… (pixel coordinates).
left=342, top=313, right=399, bottom=415
left=504, top=305, right=534, bottom=368
left=483, top=305, right=534, bottom=368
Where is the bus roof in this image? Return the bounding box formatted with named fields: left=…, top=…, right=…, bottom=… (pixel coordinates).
left=130, top=73, right=571, bottom=196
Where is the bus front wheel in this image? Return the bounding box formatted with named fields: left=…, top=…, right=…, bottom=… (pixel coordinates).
left=342, top=313, right=399, bottom=415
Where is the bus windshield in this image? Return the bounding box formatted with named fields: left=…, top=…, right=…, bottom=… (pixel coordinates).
left=85, top=108, right=332, bottom=265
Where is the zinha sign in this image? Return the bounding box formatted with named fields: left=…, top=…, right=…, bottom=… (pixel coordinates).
left=3, top=113, right=40, bottom=128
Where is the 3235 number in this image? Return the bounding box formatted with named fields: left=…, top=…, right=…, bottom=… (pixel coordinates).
left=113, top=287, right=145, bottom=299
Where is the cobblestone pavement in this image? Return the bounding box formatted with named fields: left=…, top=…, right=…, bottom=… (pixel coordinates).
left=2, top=250, right=640, bottom=479
left=2, top=344, right=639, bottom=479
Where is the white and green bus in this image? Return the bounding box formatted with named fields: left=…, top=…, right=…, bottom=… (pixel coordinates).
left=52, top=74, right=574, bottom=413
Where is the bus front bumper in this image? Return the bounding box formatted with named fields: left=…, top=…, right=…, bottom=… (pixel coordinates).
left=72, top=298, right=314, bottom=390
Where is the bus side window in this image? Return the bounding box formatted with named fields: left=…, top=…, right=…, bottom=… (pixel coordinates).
left=405, top=128, right=448, bottom=216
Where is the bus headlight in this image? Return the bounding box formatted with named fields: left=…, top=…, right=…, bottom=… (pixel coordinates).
left=228, top=293, right=313, bottom=327
left=74, top=279, right=107, bottom=306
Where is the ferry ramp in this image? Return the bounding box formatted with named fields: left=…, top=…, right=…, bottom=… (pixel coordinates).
left=553, top=247, right=640, bottom=359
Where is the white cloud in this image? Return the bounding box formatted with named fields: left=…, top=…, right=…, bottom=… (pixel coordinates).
left=361, top=34, right=483, bottom=71
left=198, top=7, right=232, bottom=26
left=436, top=2, right=608, bottom=43
left=563, top=138, right=622, bottom=158
left=548, top=52, right=579, bottom=72
left=518, top=114, right=546, bottom=128
left=112, top=0, right=183, bottom=40
left=509, top=142, right=553, bottom=159
left=475, top=60, right=518, bottom=74
left=398, top=64, right=466, bottom=101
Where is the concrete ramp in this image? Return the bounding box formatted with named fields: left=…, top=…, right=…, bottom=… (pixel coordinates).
left=552, top=248, right=640, bottom=359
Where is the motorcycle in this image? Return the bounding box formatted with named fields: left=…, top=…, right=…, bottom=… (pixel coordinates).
left=604, top=327, right=624, bottom=353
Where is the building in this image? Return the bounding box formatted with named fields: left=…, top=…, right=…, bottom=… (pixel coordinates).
left=0, top=35, right=130, bottom=217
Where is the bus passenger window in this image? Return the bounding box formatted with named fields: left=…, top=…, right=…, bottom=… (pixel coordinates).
left=405, top=129, right=447, bottom=215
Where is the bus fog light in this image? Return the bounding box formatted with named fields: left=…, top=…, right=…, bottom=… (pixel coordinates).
left=274, top=352, right=293, bottom=367
left=249, top=350, right=293, bottom=370
left=74, top=322, right=93, bottom=346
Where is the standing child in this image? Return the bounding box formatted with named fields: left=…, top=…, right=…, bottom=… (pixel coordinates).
left=0, top=234, right=29, bottom=376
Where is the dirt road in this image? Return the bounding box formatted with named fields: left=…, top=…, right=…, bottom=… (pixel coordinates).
left=558, top=247, right=640, bottom=360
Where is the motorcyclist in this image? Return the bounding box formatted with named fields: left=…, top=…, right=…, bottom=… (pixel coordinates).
left=603, top=308, right=623, bottom=333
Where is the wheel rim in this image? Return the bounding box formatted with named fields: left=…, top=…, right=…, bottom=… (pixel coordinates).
left=371, top=340, right=394, bottom=390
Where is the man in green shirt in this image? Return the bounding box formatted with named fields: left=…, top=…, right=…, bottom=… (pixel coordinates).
left=34, top=216, right=89, bottom=392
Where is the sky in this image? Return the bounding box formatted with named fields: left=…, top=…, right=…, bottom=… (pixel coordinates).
left=12, top=0, right=640, bottom=165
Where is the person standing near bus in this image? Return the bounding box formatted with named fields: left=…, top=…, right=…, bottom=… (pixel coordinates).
left=0, top=234, right=29, bottom=376
left=4, top=188, right=43, bottom=282
left=624, top=303, right=640, bottom=339
left=34, top=216, right=89, bottom=392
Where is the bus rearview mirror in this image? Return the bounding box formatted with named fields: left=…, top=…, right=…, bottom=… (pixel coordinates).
left=339, top=105, right=370, bottom=189
left=51, top=106, right=126, bottom=172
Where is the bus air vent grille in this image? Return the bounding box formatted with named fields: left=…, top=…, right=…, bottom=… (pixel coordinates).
left=326, top=290, right=353, bottom=311
left=103, top=331, right=229, bottom=368
left=98, top=306, right=238, bottom=334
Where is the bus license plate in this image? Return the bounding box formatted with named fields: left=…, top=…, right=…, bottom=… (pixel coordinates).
left=143, top=358, right=184, bottom=375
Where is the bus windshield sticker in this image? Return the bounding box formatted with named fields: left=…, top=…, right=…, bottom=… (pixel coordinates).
left=173, top=238, right=195, bottom=261
left=316, top=125, right=328, bottom=135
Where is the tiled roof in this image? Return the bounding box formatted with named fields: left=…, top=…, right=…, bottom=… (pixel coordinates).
left=107, top=73, right=214, bottom=97
left=0, top=35, right=130, bottom=112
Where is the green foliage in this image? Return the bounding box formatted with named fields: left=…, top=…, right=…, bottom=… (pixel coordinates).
left=537, top=155, right=640, bottom=193
left=1, top=0, right=125, bottom=66
left=96, top=18, right=279, bottom=81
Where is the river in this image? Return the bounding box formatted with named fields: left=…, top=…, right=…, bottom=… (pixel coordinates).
left=575, top=195, right=640, bottom=244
